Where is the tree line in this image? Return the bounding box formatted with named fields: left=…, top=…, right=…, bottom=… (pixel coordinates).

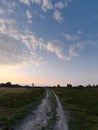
left=0, top=82, right=98, bottom=88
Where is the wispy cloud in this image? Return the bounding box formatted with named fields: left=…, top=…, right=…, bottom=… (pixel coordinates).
left=31, top=0, right=41, bottom=4
left=55, top=2, right=64, bottom=9
left=0, top=16, right=81, bottom=64
left=26, top=10, right=32, bottom=19
left=18, top=0, right=72, bottom=23
left=44, top=41, right=83, bottom=61
left=1, top=0, right=97, bottom=67
left=0, top=9, right=4, bottom=14
left=46, top=42, right=65, bottom=60
left=19, top=0, right=30, bottom=6
left=0, top=17, right=45, bottom=66
left=65, top=43, right=83, bottom=61
left=41, top=0, right=53, bottom=12
left=77, top=30, right=82, bottom=34
left=64, top=33, right=79, bottom=41
left=0, top=36, right=25, bottom=65
left=65, top=0, right=72, bottom=8
left=0, top=16, right=97, bottom=66
left=53, top=10, right=63, bottom=22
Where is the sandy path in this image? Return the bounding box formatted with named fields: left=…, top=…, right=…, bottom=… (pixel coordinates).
left=53, top=92, right=68, bottom=130
left=14, top=89, right=68, bottom=130
left=14, top=90, right=52, bottom=130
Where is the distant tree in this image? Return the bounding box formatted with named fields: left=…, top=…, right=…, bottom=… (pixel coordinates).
left=86, top=84, right=92, bottom=88
left=67, top=84, right=72, bottom=88
left=77, top=85, right=84, bottom=88
left=57, top=84, right=60, bottom=87
left=32, top=83, right=34, bottom=87
left=92, top=84, right=96, bottom=88
left=96, top=85, right=98, bottom=88
left=6, top=82, right=12, bottom=87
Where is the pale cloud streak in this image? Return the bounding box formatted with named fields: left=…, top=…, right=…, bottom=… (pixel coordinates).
left=26, top=10, right=32, bottom=19
left=46, top=42, right=65, bottom=60
left=0, top=17, right=44, bottom=66
left=31, top=0, right=41, bottom=4
left=0, top=9, right=4, bottom=14
left=41, top=0, right=53, bottom=12
left=0, top=17, right=81, bottom=63
left=0, top=36, right=25, bottom=65
left=64, top=33, right=79, bottom=41
left=55, top=2, right=64, bottom=9
left=65, top=43, right=82, bottom=61
left=53, top=10, right=63, bottom=22
left=0, top=16, right=96, bottom=65
left=18, top=0, right=72, bottom=23
left=19, top=0, right=30, bottom=6
left=1, top=0, right=97, bottom=67
left=45, top=41, right=83, bottom=61
left=77, top=30, right=82, bottom=34
left=65, top=0, right=72, bottom=8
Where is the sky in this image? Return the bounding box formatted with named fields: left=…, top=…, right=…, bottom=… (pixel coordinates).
left=0, top=0, right=98, bottom=86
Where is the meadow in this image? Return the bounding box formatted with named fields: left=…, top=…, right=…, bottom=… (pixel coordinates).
left=54, top=87, right=98, bottom=130
left=0, top=86, right=98, bottom=130
left=0, top=87, right=45, bottom=130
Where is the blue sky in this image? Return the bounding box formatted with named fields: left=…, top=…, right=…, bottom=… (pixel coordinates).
left=0, top=0, right=98, bottom=86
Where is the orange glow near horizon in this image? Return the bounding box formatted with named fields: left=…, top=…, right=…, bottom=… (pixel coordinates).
left=0, top=65, right=55, bottom=85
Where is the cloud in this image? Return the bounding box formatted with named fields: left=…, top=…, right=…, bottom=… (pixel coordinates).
left=65, top=0, right=72, bottom=8
left=1, top=0, right=97, bottom=66
left=0, top=9, right=4, bottom=14
left=55, top=2, right=64, bottom=9
left=41, top=0, right=53, bottom=12
left=1, top=1, right=16, bottom=8
left=31, top=0, right=41, bottom=4
left=0, top=17, right=45, bottom=66
left=83, top=40, right=98, bottom=47
left=0, top=1, right=16, bottom=16
left=64, top=33, right=79, bottom=41
left=46, top=42, right=65, bottom=60
left=53, top=10, right=63, bottom=22
left=44, top=41, right=83, bottom=61
left=0, top=17, right=86, bottom=64
left=40, top=14, right=45, bottom=19
left=19, top=0, right=30, bottom=6
left=26, top=10, right=32, bottom=19
left=0, top=16, right=97, bottom=65
left=77, top=30, right=82, bottom=34
left=65, top=43, right=82, bottom=61
left=0, top=36, right=25, bottom=65
left=0, top=18, right=16, bottom=34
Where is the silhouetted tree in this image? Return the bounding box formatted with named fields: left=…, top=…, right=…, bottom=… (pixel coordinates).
left=67, top=84, right=72, bottom=88
left=77, top=85, right=84, bottom=88
left=6, top=82, right=12, bottom=87
left=86, top=84, right=92, bottom=88
left=32, top=83, right=34, bottom=87
left=95, top=85, right=98, bottom=88
left=57, top=84, right=60, bottom=87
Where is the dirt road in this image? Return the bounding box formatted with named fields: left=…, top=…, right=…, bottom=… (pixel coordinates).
left=14, top=89, right=68, bottom=130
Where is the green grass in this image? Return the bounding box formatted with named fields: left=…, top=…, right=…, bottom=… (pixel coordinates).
left=48, top=91, right=57, bottom=130
left=54, top=87, right=98, bottom=130
left=1, top=87, right=98, bottom=130
left=0, top=87, right=45, bottom=130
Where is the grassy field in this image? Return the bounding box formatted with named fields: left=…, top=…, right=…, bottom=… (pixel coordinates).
left=1, top=87, right=98, bottom=130
left=54, top=87, right=98, bottom=130
left=0, top=87, right=45, bottom=130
